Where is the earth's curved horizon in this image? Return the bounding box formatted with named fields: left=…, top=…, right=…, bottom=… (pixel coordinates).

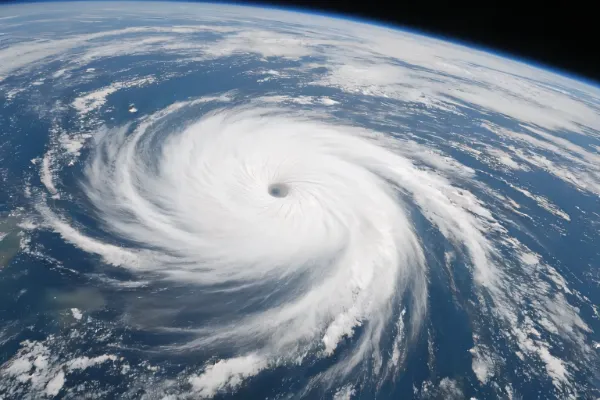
left=1, top=2, right=599, bottom=399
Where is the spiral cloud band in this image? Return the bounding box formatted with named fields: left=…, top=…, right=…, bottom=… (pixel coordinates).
left=35, top=100, right=508, bottom=396
left=81, top=105, right=433, bottom=392
left=32, top=95, right=596, bottom=398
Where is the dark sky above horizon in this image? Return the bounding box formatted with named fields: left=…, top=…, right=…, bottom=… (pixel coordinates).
left=0, top=0, right=597, bottom=84
left=255, top=1, right=599, bottom=85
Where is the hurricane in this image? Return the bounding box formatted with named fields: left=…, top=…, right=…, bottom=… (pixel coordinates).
left=32, top=98, right=595, bottom=397
left=43, top=104, right=434, bottom=395
left=0, top=3, right=599, bottom=399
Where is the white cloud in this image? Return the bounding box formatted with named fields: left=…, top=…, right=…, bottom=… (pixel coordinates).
left=70, top=308, right=83, bottom=320
left=189, top=355, right=267, bottom=397
left=72, top=77, right=156, bottom=115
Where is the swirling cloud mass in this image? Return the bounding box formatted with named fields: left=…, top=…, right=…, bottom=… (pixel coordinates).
left=0, top=3, right=599, bottom=399
left=49, top=105, right=433, bottom=394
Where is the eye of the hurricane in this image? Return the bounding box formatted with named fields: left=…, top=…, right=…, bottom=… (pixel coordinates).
left=268, top=183, right=290, bottom=198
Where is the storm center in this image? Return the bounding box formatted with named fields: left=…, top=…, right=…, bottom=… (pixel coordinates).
left=268, top=183, right=289, bottom=198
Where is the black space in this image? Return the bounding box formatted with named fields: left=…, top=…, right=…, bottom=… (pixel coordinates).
left=1, top=0, right=597, bottom=84
left=247, top=1, right=600, bottom=85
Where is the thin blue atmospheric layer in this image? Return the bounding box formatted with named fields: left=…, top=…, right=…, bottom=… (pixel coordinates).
left=3, top=0, right=599, bottom=88
left=245, top=0, right=600, bottom=88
